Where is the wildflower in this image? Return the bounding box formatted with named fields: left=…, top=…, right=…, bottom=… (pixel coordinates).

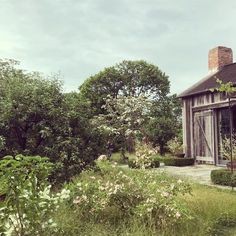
left=58, top=189, right=70, bottom=200
left=175, top=212, right=181, bottom=218
left=73, top=196, right=81, bottom=204
left=161, top=191, right=170, bottom=198
left=177, top=179, right=183, bottom=184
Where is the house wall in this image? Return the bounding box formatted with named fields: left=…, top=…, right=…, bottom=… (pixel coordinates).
left=182, top=92, right=228, bottom=163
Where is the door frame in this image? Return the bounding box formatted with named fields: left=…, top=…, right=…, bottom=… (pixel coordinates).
left=193, top=110, right=215, bottom=163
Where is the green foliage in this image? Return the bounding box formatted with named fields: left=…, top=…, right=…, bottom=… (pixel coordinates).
left=79, top=60, right=170, bottom=115
left=220, top=135, right=236, bottom=160
left=94, top=95, right=151, bottom=152
left=0, top=60, right=107, bottom=182
left=0, top=154, right=71, bottom=235
left=145, top=95, right=182, bottom=154
left=210, top=78, right=236, bottom=95
left=211, top=169, right=236, bottom=187
left=0, top=155, right=53, bottom=193
left=160, top=157, right=194, bottom=166
left=110, top=152, right=134, bottom=165
left=207, top=212, right=236, bottom=235
left=128, top=156, right=160, bottom=169
left=0, top=59, right=65, bottom=156
left=66, top=160, right=191, bottom=229
left=79, top=60, right=181, bottom=154
left=167, top=137, right=184, bottom=156
left=128, top=142, right=160, bottom=169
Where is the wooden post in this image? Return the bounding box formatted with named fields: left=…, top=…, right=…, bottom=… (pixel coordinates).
left=229, top=97, right=233, bottom=174
left=228, top=96, right=234, bottom=190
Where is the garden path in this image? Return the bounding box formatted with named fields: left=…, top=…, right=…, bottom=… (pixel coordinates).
left=160, top=164, right=236, bottom=191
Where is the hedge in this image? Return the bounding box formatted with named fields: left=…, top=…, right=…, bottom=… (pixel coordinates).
left=211, top=169, right=236, bottom=187
left=163, top=157, right=194, bottom=166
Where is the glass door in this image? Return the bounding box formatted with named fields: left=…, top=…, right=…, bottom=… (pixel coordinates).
left=217, top=106, right=236, bottom=164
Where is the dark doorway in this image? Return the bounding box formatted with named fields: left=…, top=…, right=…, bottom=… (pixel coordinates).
left=217, top=106, right=236, bottom=164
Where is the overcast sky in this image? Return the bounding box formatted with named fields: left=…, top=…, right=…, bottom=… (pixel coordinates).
left=1, top=0, right=236, bottom=94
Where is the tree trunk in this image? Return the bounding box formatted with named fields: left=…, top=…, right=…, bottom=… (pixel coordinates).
left=160, top=144, right=164, bottom=155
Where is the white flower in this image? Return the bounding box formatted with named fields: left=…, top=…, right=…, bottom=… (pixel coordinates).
left=58, top=189, right=70, bottom=200
left=170, top=184, right=175, bottom=190
left=161, top=191, right=170, bottom=198
left=39, top=186, right=51, bottom=200
left=73, top=196, right=81, bottom=204
left=175, top=212, right=181, bottom=218
left=147, top=207, right=153, bottom=212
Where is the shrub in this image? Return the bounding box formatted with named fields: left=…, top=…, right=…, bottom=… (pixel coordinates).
left=163, top=157, right=194, bottom=166
left=67, top=160, right=191, bottom=228
left=0, top=154, right=71, bottom=235
left=167, top=137, right=183, bottom=156
left=211, top=169, right=236, bottom=187
left=128, top=156, right=160, bottom=169
left=220, top=135, right=236, bottom=161
left=128, top=142, right=160, bottom=169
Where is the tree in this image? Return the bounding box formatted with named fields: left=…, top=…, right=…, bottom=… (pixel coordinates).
left=0, top=60, right=65, bottom=156
left=94, top=95, right=151, bottom=154
left=79, top=60, right=170, bottom=115
left=145, top=94, right=182, bottom=155
left=0, top=60, right=106, bottom=182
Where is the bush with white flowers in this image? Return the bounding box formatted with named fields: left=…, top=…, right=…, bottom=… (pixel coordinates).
left=68, top=160, right=191, bottom=227
left=128, top=142, right=160, bottom=169
left=0, top=155, right=71, bottom=235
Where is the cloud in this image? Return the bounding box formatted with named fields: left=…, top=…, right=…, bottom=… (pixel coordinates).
left=0, top=0, right=236, bottom=93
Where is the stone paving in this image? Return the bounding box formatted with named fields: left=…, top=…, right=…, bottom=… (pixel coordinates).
left=160, top=164, right=223, bottom=185
left=159, top=164, right=236, bottom=190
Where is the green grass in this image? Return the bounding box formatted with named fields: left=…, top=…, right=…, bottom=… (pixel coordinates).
left=173, top=184, right=236, bottom=236
left=52, top=170, right=236, bottom=236
left=110, top=152, right=136, bottom=164
left=2, top=163, right=236, bottom=235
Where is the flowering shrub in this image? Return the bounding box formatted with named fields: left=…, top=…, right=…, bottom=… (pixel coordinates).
left=68, top=160, right=191, bottom=227
left=220, top=135, right=236, bottom=160
left=128, top=142, right=160, bottom=169
left=0, top=155, right=71, bottom=235
left=167, top=137, right=183, bottom=156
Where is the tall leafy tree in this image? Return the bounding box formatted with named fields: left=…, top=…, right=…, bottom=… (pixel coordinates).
left=79, top=60, right=170, bottom=114
left=0, top=60, right=105, bottom=182
left=145, top=94, right=182, bottom=154
left=0, top=60, right=65, bottom=156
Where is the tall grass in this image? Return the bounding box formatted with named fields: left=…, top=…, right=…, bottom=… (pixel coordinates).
left=52, top=176, right=236, bottom=235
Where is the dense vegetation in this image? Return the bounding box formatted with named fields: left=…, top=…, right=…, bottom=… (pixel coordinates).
left=1, top=59, right=235, bottom=235
left=211, top=169, right=236, bottom=187
left=1, top=157, right=236, bottom=235
left=0, top=59, right=182, bottom=182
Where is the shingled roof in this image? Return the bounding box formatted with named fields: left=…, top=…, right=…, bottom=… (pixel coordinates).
left=178, top=63, right=236, bottom=98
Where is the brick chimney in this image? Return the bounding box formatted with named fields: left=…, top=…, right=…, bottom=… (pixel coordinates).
left=208, top=46, right=233, bottom=72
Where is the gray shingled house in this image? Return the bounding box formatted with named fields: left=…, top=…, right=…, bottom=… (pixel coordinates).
left=178, top=46, right=236, bottom=165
